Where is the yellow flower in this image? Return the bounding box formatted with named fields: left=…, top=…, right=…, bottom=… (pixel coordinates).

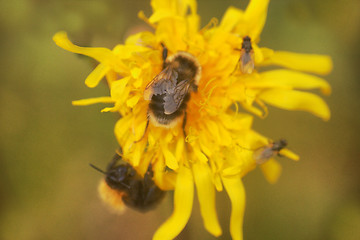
left=53, top=0, right=331, bottom=239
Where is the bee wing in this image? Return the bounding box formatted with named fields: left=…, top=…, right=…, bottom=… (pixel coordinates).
left=144, top=67, right=178, bottom=100
left=163, top=79, right=191, bottom=115
left=240, top=49, right=254, bottom=74
left=253, top=147, right=274, bottom=164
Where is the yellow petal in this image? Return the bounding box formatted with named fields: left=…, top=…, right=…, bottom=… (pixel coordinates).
left=259, top=47, right=274, bottom=59
left=193, top=147, right=209, bottom=163
left=113, top=44, right=149, bottom=60
left=219, top=112, right=253, bottom=131
left=53, top=31, right=118, bottom=66
left=175, top=137, right=185, bottom=161
left=153, top=157, right=176, bottom=190
left=260, top=51, right=333, bottom=75
left=222, top=176, right=246, bottom=240
left=193, top=162, right=222, bottom=237
left=72, top=97, right=114, bottom=106
left=198, top=134, right=214, bottom=157
left=114, top=115, right=132, bottom=145
left=101, top=103, right=121, bottom=113
left=155, top=20, right=188, bottom=51
left=162, top=145, right=178, bottom=170
left=149, top=10, right=178, bottom=24
left=85, top=63, right=111, bottom=88
left=151, top=0, right=197, bottom=17
left=258, top=89, right=331, bottom=121
left=187, top=14, right=200, bottom=35
left=245, top=70, right=331, bottom=95
left=220, top=7, right=244, bottom=32
left=130, top=67, right=141, bottom=79
left=217, top=124, right=233, bottom=146
left=131, top=140, right=147, bottom=167
left=125, top=30, right=157, bottom=47
left=280, top=149, right=300, bottom=161
left=126, top=95, right=141, bottom=108
left=151, top=0, right=172, bottom=13
left=222, top=165, right=242, bottom=177
left=253, top=43, right=264, bottom=63
left=213, top=173, right=223, bottom=192
left=205, top=119, right=221, bottom=143
left=240, top=101, right=268, bottom=119
left=111, top=77, right=130, bottom=100
left=243, top=0, right=270, bottom=40
left=153, top=166, right=194, bottom=240
left=138, top=10, right=157, bottom=29
left=105, top=69, right=118, bottom=86
left=260, top=158, right=282, bottom=184
left=179, top=0, right=197, bottom=16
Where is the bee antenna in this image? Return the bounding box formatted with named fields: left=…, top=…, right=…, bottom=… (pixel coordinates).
left=89, top=163, right=106, bottom=175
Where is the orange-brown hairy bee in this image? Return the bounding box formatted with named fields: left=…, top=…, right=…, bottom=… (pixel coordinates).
left=237, top=36, right=254, bottom=74
left=143, top=45, right=201, bottom=132
left=90, top=150, right=165, bottom=212
left=253, top=139, right=288, bottom=164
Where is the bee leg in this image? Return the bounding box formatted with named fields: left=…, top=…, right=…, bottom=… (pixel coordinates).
left=106, top=152, right=123, bottom=169
left=143, top=166, right=165, bottom=206
left=161, top=43, right=168, bottom=68
left=143, top=163, right=154, bottom=188
left=134, top=118, right=149, bottom=143
left=182, top=111, right=187, bottom=138
left=277, top=152, right=284, bottom=158
left=143, top=184, right=165, bottom=207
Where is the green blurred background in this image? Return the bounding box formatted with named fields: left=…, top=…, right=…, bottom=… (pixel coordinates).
left=1, top=0, right=359, bottom=239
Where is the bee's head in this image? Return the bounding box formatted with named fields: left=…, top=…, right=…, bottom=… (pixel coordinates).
left=106, top=164, right=135, bottom=184
left=279, top=139, right=288, bottom=148
left=90, top=163, right=135, bottom=190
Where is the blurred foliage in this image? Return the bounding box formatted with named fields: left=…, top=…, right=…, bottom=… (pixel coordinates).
left=0, top=0, right=359, bottom=239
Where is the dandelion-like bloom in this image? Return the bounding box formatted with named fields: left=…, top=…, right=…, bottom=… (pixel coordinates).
left=53, top=0, right=332, bottom=239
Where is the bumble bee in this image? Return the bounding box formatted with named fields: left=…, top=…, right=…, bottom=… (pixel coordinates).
left=236, top=36, right=254, bottom=74
left=90, top=151, right=165, bottom=212
left=143, top=44, right=201, bottom=133
left=253, top=139, right=288, bottom=164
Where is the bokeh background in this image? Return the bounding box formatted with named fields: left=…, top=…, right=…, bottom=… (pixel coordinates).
left=1, top=0, right=359, bottom=239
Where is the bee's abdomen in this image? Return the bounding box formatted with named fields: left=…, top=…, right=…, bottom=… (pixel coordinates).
left=149, top=93, right=190, bottom=125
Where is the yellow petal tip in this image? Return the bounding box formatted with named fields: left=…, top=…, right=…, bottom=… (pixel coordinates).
left=280, top=149, right=300, bottom=161
left=53, top=31, right=68, bottom=45
left=85, top=81, right=97, bottom=88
